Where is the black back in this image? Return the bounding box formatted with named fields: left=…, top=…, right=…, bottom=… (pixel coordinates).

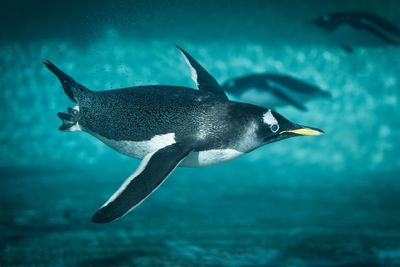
left=78, top=85, right=266, bottom=152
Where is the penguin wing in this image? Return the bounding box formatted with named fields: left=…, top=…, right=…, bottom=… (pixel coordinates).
left=92, top=142, right=194, bottom=223
left=356, top=21, right=400, bottom=45
left=176, top=45, right=228, bottom=100
left=355, top=15, right=400, bottom=45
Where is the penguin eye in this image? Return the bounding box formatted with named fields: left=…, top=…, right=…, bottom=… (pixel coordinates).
left=323, top=14, right=330, bottom=22
left=270, top=124, right=279, bottom=133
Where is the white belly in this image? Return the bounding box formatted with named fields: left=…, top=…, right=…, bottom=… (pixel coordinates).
left=92, top=132, right=245, bottom=168
left=94, top=132, right=176, bottom=160
left=180, top=149, right=244, bottom=167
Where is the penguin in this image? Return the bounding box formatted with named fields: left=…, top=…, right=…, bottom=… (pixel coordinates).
left=44, top=45, right=324, bottom=224
left=311, top=11, right=400, bottom=52
left=221, top=73, right=330, bottom=111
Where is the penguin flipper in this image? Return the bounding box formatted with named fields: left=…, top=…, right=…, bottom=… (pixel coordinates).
left=92, top=142, right=194, bottom=223
left=176, top=45, right=228, bottom=101
left=271, top=87, right=307, bottom=111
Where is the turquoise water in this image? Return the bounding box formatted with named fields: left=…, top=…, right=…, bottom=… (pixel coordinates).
left=1, top=1, right=400, bottom=266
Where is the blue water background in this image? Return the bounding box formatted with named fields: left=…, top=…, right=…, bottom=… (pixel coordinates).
left=1, top=1, right=400, bottom=266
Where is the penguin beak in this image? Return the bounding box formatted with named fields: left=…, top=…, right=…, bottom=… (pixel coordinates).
left=279, top=124, right=324, bottom=136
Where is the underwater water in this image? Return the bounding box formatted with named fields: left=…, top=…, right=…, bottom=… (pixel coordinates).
left=1, top=0, right=400, bottom=266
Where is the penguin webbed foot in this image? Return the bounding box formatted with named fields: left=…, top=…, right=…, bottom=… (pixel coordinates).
left=57, top=106, right=80, bottom=132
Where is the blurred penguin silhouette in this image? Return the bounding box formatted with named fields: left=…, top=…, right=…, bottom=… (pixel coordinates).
left=311, top=11, right=400, bottom=52
left=222, top=73, right=330, bottom=111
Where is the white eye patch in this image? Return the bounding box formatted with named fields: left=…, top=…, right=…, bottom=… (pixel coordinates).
left=263, top=109, right=280, bottom=133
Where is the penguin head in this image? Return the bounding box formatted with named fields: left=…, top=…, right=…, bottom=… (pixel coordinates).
left=259, top=109, right=324, bottom=145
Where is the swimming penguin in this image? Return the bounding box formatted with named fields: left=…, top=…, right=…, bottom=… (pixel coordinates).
left=221, top=73, right=330, bottom=111
left=44, top=46, right=324, bottom=223
left=311, top=11, right=400, bottom=52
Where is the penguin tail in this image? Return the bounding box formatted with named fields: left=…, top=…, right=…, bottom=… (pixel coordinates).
left=43, top=60, right=89, bottom=103
left=57, top=106, right=81, bottom=132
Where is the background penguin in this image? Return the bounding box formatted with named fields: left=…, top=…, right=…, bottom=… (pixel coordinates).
left=221, top=73, right=331, bottom=111
left=44, top=46, right=324, bottom=223
left=311, top=11, right=400, bottom=52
